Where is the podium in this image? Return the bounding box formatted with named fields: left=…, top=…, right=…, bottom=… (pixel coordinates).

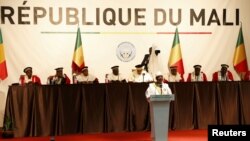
left=149, top=94, right=175, bottom=141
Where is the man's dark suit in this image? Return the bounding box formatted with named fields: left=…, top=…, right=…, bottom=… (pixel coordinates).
left=141, top=54, right=150, bottom=72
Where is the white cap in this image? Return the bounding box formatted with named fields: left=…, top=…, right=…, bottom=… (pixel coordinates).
left=152, top=43, right=158, bottom=48
left=155, top=71, right=163, bottom=77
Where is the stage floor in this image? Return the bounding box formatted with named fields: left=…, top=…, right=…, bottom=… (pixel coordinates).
left=0, top=130, right=207, bottom=141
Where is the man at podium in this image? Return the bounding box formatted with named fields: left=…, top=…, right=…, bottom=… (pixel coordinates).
left=145, top=71, right=174, bottom=141
left=145, top=71, right=172, bottom=101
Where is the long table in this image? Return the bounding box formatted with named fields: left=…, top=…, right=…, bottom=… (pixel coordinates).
left=3, top=82, right=250, bottom=137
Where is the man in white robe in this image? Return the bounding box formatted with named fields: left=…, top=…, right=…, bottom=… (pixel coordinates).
left=145, top=71, right=172, bottom=101
left=74, top=66, right=98, bottom=84
left=164, top=66, right=184, bottom=82
left=107, top=66, right=126, bottom=83
left=128, top=64, right=153, bottom=83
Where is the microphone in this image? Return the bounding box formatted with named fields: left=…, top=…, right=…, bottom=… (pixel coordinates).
left=142, top=73, right=145, bottom=82
left=159, top=83, right=163, bottom=95
left=73, top=73, right=77, bottom=84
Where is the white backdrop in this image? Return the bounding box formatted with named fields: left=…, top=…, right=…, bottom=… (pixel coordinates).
left=0, top=0, right=250, bottom=126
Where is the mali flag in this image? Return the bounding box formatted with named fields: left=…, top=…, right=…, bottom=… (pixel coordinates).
left=71, top=27, right=85, bottom=74
left=233, top=26, right=248, bottom=73
left=168, top=28, right=185, bottom=75
left=0, top=28, right=8, bottom=80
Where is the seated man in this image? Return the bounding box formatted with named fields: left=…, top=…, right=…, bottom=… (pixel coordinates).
left=145, top=71, right=172, bottom=102
left=74, top=66, right=98, bottom=84
left=164, top=66, right=184, bottom=82
left=212, top=64, right=234, bottom=81
left=128, top=64, right=153, bottom=83
left=19, top=67, right=41, bottom=85
left=186, top=65, right=207, bottom=82
left=47, top=67, right=70, bottom=84
left=107, top=65, right=126, bottom=83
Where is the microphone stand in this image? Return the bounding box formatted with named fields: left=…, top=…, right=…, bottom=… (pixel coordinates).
left=159, top=83, right=162, bottom=95
left=142, top=73, right=145, bottom=82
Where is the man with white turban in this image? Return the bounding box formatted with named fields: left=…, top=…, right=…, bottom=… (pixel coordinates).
left=147, top=44, right=164, bottom=80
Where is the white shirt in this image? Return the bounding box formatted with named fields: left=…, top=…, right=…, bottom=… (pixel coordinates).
left=48, top=75, right=66, bottom=85
left=189, top=72, right=205, bottom=82
left=145, top=83, right=172, bottom=99
left=129, top=70, right=153, bottom=82
left=107, top=73, right=126, bottom=82
left=75, top=73, right=97, bottom=83
left=217, top=71, right=232, bottom=81
left=23, top=75, right=32, bottom=83
left=165, top=73, right=182, bottom=82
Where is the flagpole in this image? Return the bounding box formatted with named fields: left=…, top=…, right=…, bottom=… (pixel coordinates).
left=240, top=21, right=245, bottom=81
left=72, top=23, right=85, bottom=83
left=239, top=72, right=244, bottom=81
left=72, top=25, right=78, bottom=84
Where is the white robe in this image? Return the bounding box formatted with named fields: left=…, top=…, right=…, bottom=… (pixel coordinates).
left=189, top=72, right=205, bottom=82
left=164, top=73, right=182, bottom=82
left=128, top=70, right=153, bottom=83
left=22, top=75, right=33, bottom=84
left=148, top=45, right=163, bottom=80
left=75, top=74, right=97, bottom=83
left=217, top=72, right=232, bottom=81
left=107, top=73, right=126, bottom=82
left=145, top=83, right=172, bottom=99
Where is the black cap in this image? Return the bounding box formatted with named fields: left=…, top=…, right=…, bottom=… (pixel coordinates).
left=135, top=64, right=143, bottom=69
left=55, top=67, right=63, bottom=71
left=82, top=66, right=88, bottom=71
left=193, top=65, right=202, bottom=69
left=221, top=64, right=229, bottom=68
left=111, top=65, right=119, bottom=69
left=23, top=67, right=32, bottom=73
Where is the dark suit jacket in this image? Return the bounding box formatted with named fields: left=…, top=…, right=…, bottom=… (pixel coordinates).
left=141, top=54, right=150, bottom=72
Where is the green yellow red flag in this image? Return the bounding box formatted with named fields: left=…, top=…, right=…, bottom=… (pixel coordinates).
left=72, top=27, right=85, bottom=74
left=233, top=25, right=248, bottom=74
left=0, top=28, right=8, bottom=80
left=168, top=28, right=185, bottom=75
